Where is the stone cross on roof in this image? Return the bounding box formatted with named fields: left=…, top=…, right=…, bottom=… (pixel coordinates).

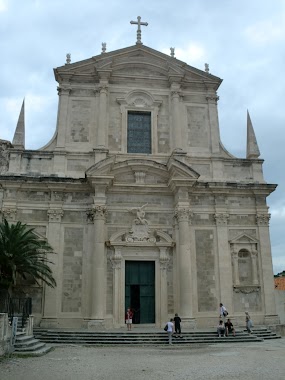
left=130, top=16, right=148, bottom=45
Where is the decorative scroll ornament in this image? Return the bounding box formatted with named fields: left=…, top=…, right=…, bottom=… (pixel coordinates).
left=2, top=208, right=17, bottom=221
left=215, top=213, right=229, bottom=226
left=256, top=213, right=271, bottom=226
left=110, top=250, right=122, bottom=269
left=47, top=209, right=64, bottom=222
left=126, top=203, right=155, bottom=242
left=233, top=286, right=260, bottom=294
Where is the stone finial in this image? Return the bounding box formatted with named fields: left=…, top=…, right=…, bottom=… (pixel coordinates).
left=246, top=110, right=260, bottom=159
left=101, top=42, right=106, bottom=54
left=170, top=47, right=175, bottom=58
left=205, top=63, right=209, bottom=73
left=66, top=53, right=71, bottom=64
left=12, top=99, right=25, bottom=150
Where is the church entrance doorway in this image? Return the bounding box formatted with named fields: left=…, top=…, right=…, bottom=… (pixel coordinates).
left=125, top=261, right=155, bottom=324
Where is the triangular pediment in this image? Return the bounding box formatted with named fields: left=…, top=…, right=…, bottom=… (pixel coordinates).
left=54, top=44, right=222, bottom=87
left=229, top=233, right=259, bottom=244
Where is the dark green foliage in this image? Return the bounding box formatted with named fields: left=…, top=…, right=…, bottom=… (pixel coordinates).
left=0, top=219, right=56, bottom=289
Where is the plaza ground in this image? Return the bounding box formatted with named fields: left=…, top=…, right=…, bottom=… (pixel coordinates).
left=1, top=339, right=285, bottom=380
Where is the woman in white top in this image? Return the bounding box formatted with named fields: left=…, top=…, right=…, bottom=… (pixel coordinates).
left=166, top=318, right=174, bottom=345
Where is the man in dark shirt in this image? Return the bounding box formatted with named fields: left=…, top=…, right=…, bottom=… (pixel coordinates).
left=225, top=319, right=236, bottom=337
left=174, top=313, right=182, bottom=337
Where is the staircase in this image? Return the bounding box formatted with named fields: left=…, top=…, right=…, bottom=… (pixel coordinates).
left=33, top=327, right=280, bottom=346
left=12, top=317, right=52, bottom=356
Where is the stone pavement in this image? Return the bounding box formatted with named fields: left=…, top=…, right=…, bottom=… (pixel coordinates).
left=1, top=338, right=285, bottom=380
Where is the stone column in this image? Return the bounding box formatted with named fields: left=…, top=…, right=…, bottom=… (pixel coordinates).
left=171, top=90, right=182, bottom=149
left=159, top=247, right=169, bottom=326
left=43, top=208, right=64, bottom=322
left=97, top=85, right=108, bottom=148
left=215, top=213, right=233, bottom=311
left=110, top=249, right=122, bottom=327
left=206, top=94, right=220, bottom=154
left=256, top=213, right=278, bottom=322
left=174, top=207, right=193, bottom=320
left=251, top=249, right=259, bottom=285
left=56, top=87, right=71, bottom=148
left=90, top=204, right=107, bottom=321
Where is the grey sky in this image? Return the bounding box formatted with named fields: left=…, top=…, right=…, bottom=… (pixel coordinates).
left=0, top=0, right=284, bottom=273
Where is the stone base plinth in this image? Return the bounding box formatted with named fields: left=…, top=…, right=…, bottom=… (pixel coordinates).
left=181, top=318, right=196, bottom=330
left=86, top=319, right=105, bottom=330
left=264, top=315, right=280, bottom=325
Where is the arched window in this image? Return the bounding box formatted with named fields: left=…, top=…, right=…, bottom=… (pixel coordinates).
left=238, top=249, right=252, bottom=284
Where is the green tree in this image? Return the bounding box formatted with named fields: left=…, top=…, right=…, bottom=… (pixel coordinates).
left=0, top=219, right=56, bottom=291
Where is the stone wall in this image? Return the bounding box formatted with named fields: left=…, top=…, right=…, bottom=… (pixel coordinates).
left=195, top=229, right=217, bottom=312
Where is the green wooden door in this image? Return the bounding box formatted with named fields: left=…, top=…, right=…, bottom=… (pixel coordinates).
left=125, top=261, right=155, bottom=324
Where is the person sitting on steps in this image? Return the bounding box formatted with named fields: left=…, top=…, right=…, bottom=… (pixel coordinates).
left=225, top=318, right=236, bottom=337
left=217, top=320, right=225, bottom=337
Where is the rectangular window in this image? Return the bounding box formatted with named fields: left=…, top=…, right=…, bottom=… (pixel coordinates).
left=127, top=111, right=151, bottom=154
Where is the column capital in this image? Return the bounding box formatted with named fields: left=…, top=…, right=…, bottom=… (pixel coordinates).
left=47, top=208, right=64, bottom=222
left=214, top=213, right=229, bottom=226
left=1, top=207, right=17, bottom=221
left=57, top=86, right=71, bottom=96
left=171, top=90, right=182, bottom=99
left=174, top=207, right=190, bottom=222
left=99, top=85, right=109, bottom=94
left=206, top=95, right=219, bottom=104
left=86, top=205, right=108, bottom=222
left=256, top=213, right=270, bottom=226
left=231, top=249, right=239, bottom=260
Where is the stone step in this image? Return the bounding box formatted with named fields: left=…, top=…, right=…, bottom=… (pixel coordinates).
left=13, top=331, right=52, bottom=356
left=34, top=328, right=264, bottom=345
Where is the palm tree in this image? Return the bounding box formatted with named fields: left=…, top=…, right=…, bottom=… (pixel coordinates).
left=0, top=219, right=56, bottom=291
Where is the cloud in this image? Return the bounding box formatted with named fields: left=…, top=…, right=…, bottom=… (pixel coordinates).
left=0, top=0, right=7, bottom=12
left=161, top=42, right=206, bottom=66
left=245, top=20, right=285, bottom=45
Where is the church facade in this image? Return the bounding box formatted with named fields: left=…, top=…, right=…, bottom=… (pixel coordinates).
left=0, top=30, right=279, bottom=328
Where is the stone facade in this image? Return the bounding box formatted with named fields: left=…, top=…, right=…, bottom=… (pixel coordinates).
left=0, top=42, right=278, bottom=328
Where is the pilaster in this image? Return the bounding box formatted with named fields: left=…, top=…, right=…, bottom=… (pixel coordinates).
left=256, top=213, right=277, bottom=318
left=174, top=205, right=193, bottom=319
left=206, top=93, right=220, bottom=154
left=43, top=208, right=64, bottom=319
left=214, top=212, right=233, bottom=311
left=56, top=86, right=71, bottom=149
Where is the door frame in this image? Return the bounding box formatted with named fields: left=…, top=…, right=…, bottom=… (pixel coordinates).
left=108, top=230, right=174, bottom=328
left=125, top=260, right=156, bottom=324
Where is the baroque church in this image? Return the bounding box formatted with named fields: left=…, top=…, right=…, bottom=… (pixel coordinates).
left=0, top=18, right=278, bottom=329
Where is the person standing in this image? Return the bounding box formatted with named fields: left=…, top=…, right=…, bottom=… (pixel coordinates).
left=245, top=312, right=253, bottom=334
left=166, top=318, right=174, bottom=344
left=125, top=307, right=133, bottom=331
left=174, top=313, right=182, bottom=338
left=219, top=303, right=228, bottom=321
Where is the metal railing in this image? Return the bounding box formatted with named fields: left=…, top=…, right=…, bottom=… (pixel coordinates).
left=0, top=294, right=32, bottom=328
